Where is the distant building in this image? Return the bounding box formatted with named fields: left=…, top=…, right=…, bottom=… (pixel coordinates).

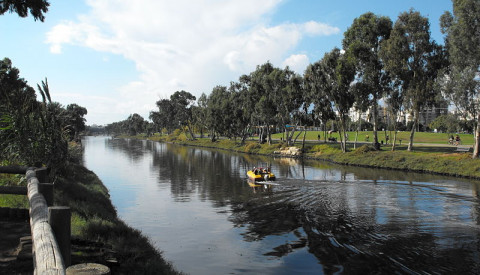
left=404, top=101, right=449, bottom=126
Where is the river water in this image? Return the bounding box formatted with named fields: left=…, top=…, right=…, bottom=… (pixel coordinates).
left=82, top=136, right=480, bottom=274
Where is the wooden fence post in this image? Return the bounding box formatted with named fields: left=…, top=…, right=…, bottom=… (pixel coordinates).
left=35, top=167, right=49, bottom=183
left=49, top=206, right=71, bottom=267
left=39, top=183, right=54, bottom=207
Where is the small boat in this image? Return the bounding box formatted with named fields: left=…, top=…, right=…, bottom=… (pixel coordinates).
left=247, top=167, right=275, bottom=182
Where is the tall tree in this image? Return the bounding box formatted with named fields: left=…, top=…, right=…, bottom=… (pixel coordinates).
left=440, top=0, right=480, bottom=158
left=228, top=80, right=252, bottom=143
left=126, top=113, right=145, bottom=136
left=271, top=67, right=304, bottom=146
left=384, top=79, right=405, bottom=151
left=315, top=48, right=356, bottom=152
left=304, top=62, right=336, bottom=143
left=170, top=90, right=197, bottom=140
left=65, top=103, right=87, bottom=141
left=380, top=9, right=446, bottom=151
left=206, top=86, right=230, bottom=142
left=343, top=12, right=392, bottom=149
left=192, top=93, right=208, bottom=138
left=248, top=62, right=277, bottom=144
left=151, top=98, right=175, bottom=134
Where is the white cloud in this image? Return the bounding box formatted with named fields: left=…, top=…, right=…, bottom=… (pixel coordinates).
left=45, top=0, right=339, bottom=124
left=302, top=21, right=340, bottom=36
left=282, top=54, right=310, bottom=74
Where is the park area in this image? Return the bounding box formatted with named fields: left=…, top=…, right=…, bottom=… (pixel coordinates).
left=270, top=130, right=474, bottom=152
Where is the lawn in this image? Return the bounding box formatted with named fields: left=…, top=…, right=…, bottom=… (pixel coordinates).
left=271, top=130, right=474, bottom=145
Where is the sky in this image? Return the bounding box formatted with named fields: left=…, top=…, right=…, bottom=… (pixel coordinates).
left=0, top=0, right=453, bottom=126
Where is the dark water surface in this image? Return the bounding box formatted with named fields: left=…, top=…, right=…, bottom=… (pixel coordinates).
left=82, top=136, right=480, bottom=274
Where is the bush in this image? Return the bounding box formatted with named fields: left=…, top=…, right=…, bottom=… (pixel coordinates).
left=245, top=142, right=261, bottom=153
left=353, top=144, right=377, bottom=154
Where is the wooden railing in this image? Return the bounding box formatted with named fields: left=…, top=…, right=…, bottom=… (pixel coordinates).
left=0, top=166, right=70, bottom=274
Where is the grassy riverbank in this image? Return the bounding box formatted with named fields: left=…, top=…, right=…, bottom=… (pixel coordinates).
left=57, top=163, right=180, bottom=274
left=0, top=162, right=180, bottom=274
left=123, top=131, right=480, bottom=179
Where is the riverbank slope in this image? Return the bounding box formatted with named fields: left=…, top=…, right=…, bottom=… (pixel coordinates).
left=0, top=162, right=181, bottom=274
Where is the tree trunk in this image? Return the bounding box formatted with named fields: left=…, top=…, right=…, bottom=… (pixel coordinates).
left=186, top=124, right=196, bottom=140
left=338, top=117, right=346, bottom=153
left=391, top=127, right=398, bottom=152
left=258, top=126, right=264, bottom=144
left=301, top=127, right=307, bottom=152
left=372, top=98, right=380, bottom=150
left=323, top=122, right=327, bottom=143
left=473, top=114, right=480, bottom=158
left=354, top=112, right=361, bottom=149
left=210, top=130, right=216, bottom=142
left=267, top=125, right=272, bottom=145
left=407, top=111, right=417, bottom=151
left=293, top=128, right=303, bottom=144
left=241, top=125, right=250, bottom=144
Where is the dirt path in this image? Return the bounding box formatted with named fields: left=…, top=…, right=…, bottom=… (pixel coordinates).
left=0, top=220, right=33, bottom=274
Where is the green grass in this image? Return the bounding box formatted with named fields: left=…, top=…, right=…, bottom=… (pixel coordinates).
left=271, top=130, right=474, bottom=145
left=0, top=173, right=29, bottom=208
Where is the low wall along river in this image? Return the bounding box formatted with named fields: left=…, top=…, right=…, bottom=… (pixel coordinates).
left=82, top=136, right=480, bottom=274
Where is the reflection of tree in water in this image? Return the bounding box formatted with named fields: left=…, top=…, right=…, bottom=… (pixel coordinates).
left=229, top=182, right=480, bottom=274
left=104, top=139, right=480, bottom=273
left=151, top=144, right=255, bottom=204
left=105, top=138, right=150, bottom=161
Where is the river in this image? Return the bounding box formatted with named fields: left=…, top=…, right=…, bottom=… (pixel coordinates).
left=82, top=136, right=480, bottom=274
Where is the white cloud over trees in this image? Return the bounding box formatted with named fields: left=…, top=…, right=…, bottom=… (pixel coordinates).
left=46, top=0, right=339, bottom=122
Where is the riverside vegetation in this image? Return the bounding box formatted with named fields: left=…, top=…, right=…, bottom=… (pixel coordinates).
left=0, top=150, right=180, bottom=274
left=122, top=129, right=480, bottom=180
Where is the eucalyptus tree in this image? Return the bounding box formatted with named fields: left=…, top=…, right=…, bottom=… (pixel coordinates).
left=247, top=62, right=277, bottom=144
left=304, top=62, right=336, bottom=143
left=270, top=67, right=304, bottom=146
left=384, top=79, right=404, bottom=151
left=343, top=12, right=393, bottom=149
left=170, top=90, right=197, bottom=140
left=228, top=79, right=252, bottom=143
left=205, top=85, right=230, bottom=141
left=440, top=0, right=480, bottom=157
left=380, top=9, right=446, bottom=151
left=126, top=113, right=145, bottom=136
left=151, top=98, right=175, bottom=134
left=315, top=48, right=356, bottom=152
left=192, top=93, right=208, bottom=138
left=350, top=82, right=371, bottom=149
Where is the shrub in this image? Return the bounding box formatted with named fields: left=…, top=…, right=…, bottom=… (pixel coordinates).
left=353, top=144, right=377, bottom=154
left=245, top=142, right=261, bottom=153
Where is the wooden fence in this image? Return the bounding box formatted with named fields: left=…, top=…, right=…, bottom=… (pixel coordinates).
left=0, top=166, right=70, bottom=274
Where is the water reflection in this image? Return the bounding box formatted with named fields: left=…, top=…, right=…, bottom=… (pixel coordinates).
left=84, top=137, right=480, bottom=274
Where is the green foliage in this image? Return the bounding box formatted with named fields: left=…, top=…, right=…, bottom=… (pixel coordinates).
left=429, top=114, right=461, bottom=133
left=0, top=60, right=74, bottom=172
left=0, top=0, right=49, bottom=21
left=440, top=0, right=480, bottom=157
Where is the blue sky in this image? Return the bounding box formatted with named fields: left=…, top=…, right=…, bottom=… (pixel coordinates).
left=0, top=0, right=453, bottom=125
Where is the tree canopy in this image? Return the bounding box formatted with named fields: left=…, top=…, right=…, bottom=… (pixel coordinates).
left=0, top=0, right=49, bottom=21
